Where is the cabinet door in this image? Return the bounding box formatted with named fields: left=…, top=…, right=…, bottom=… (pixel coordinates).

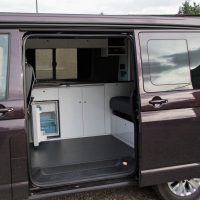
left=59, top=87, right=83, bottom=138
left=83, top=86, right=105, bottom=136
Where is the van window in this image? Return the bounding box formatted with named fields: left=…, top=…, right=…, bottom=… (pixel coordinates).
left=35, top=49, right=53, bottom=79
left=0, top=34, right=9, bottom=100
left=148, top=40, right=190, bottom=86
left=188, top=38, right=200, bottom=89
left=56, top=49, right=77, bottom=79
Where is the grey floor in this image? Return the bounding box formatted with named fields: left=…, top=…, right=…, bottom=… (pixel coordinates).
left=30, top=135, right=134, bottom=168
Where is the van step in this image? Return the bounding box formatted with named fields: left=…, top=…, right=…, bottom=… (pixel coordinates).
left=30, top=178, right=138, bottom=199
left=32, top=157, right=135, bottom=186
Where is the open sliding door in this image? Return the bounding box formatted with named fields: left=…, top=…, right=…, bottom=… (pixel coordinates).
left=134, top=30, right=200, bottom=187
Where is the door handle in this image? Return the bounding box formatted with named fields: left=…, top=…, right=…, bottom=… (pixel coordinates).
left=149, top=96, right=168, bottom=108
left=0, top=107, right=14, bottom=113
left=149, top=99, right=168, bottom=104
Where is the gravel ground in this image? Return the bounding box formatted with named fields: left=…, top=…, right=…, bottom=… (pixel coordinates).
left=44, top=186, right=161, bottom=200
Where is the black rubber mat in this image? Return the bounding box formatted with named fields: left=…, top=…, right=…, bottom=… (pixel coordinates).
left=30, top=135, right=134, bottom=168
left=32, top=157, right=135, bottom=186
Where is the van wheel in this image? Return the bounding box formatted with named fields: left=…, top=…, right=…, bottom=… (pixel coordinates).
left=153, top=179, right=200, bottom=200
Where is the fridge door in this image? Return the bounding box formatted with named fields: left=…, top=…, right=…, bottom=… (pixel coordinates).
left=32, top=103, right=47, bottom=146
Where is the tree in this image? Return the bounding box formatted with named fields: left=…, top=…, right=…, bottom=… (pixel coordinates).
left=178, top=1, right=200, bottom=14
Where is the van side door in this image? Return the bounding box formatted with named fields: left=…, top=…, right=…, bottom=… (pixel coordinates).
left=0, top=30, right=28, bottom=200
left=135, top=30, right=200, bottom=187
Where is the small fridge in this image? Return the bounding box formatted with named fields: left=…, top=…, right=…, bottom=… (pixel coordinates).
left=31, top=101, right=60, bottom=146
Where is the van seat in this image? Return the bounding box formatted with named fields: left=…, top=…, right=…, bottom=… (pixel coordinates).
left=110, top=96, right=131, bottom=116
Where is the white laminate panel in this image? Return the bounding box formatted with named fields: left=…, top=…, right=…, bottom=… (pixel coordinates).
left=59, top=87, right=83, bottom=138
left=113, top=134, right=134, bottom=148
left=104, top=82, right=131, bottom=134
left=38, top=101, right=56, bottom=112
left=32, top=88, right=59, bottom=101
left=104, top=82, right=131, bottom=95
left=82, top=86, right=105, bottom=136
left=111, top=114, right=134, bottom=148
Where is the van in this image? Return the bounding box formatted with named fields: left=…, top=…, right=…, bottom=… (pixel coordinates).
left=1, top=13, right=200, bottom=200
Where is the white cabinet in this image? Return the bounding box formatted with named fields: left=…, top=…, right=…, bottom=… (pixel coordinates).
left=82, top=86, right=105, bottom=136
left=32, top=88, right=59, bottom=101
left=59, top=86, right=105, bottom=138
left=111, top=114, right=134, bottom=148
left=31, top=101, right=59, bottom=146
left=59, top=87, right=83, bottom=138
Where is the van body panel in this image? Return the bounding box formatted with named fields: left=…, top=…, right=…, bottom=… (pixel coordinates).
left=0, top=29, right=28, bottom=200
left=10, top=131, right=29, bottom=200
left=141, top=163, right=200, bottom=187
left=141, top=107, right=200, bottom=169
left=140, top=90, right=200, bottom=112
left=136, top=29, right=200, bottom=186
left=1, top=14, right=200, bottom=198
left=0, top=13, right=200, bottom=28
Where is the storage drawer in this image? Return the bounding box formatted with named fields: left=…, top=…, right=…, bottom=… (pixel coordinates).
left=32, top=88, right=59, bottom=101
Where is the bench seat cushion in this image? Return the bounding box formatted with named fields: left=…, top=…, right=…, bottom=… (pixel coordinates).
left=110, top=96, right=131, bottom=116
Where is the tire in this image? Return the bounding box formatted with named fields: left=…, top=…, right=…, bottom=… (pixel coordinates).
left=153, top=179, right=200, bottom=200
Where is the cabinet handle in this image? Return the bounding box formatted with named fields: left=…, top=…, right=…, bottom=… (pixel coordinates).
left=79, top=101, right=81, bottom=103
left=84, top=101, right=86, bottom=103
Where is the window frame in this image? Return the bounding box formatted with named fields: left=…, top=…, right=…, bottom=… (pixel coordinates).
left=0, top=33, right=10, bottom=100
left=35, top=48, right=78, bottom=81
left=147, top=38, right=191, bottom=86
left=139, top=32, right=192, bottom=93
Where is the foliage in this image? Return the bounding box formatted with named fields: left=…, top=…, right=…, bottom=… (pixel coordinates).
left=178, top=0, right=200, bottom=14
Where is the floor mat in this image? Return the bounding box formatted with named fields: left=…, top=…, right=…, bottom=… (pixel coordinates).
left=30, top=135, right=134, bottom=168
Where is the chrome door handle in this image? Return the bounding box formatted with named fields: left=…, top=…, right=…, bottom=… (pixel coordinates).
left=0, top=107, right=14, bottom=113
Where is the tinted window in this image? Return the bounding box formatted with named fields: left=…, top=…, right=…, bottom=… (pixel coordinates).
left=0, top=35, right=9, bottom=99
left=56, top=49, right=77, bottom=79
left=35, top=49, right=53, bottom=79
left=148, top=40, right=190, bottom=86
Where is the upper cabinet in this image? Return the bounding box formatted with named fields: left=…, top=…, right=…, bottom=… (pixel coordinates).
left=26, top=38, right=108, bottom=49
left=101, top=38, right=127, bottom=57
left=68, top=39, right=107, bottom=48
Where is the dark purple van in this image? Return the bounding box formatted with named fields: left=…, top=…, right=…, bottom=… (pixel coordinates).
left=1, top=13, right=200, bottom=200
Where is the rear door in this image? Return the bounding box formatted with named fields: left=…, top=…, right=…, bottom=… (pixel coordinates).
left=135, top=30, right=200, bottom=187
left=0, top=30, right=28, bottom=200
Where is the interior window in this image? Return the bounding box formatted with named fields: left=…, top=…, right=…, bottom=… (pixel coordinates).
left=148, top=39, right=191, bottom=85
left=56, top=49, right=77, bottom=79
left=35, top=49, right=53, bottom=79
left=0, top=34, right=9, bottom=99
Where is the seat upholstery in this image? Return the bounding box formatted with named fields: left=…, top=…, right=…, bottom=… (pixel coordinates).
left=110, top=96, right=131, bottom=116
